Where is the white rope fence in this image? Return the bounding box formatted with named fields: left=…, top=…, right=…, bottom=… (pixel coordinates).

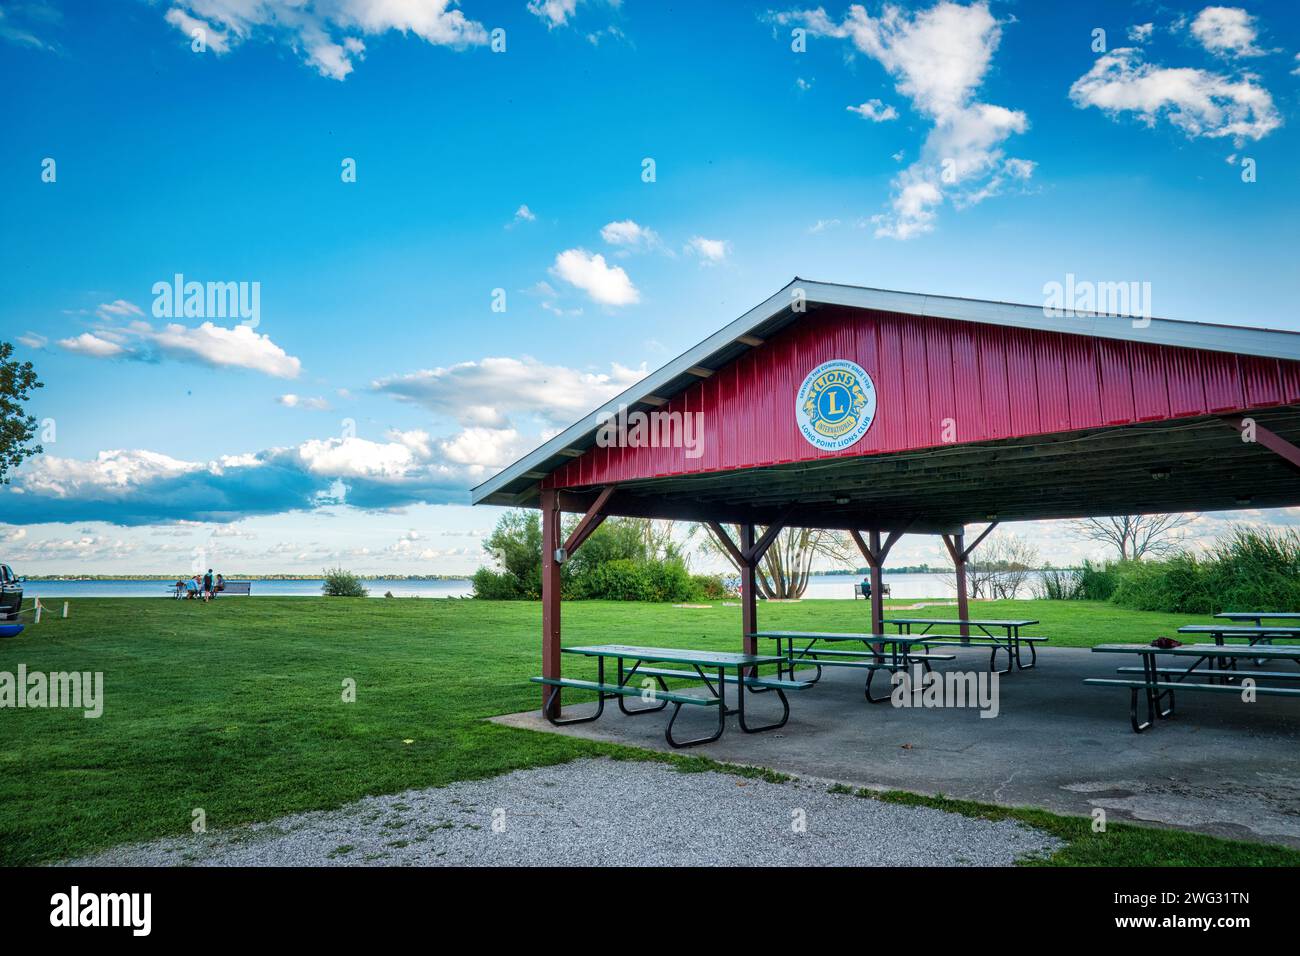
left=11, top=596, right=70, bottom=623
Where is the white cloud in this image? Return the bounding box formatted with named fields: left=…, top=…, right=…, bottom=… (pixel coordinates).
left=600, top=219, right=661, bottom=249
left=1069, top=47, right=1282, bottom=144
left=847, top=98, right=898, bottom=121
left=95, top=299, right=145, bottom=320
left=152, top=322, right=302, bottom=378
left=55, top=308, right=304, bottom=378
left=16, top=332, right=47, bottom=349
left=163, top=7, right=231, bottom=54
left=1128, top=23, right=1154, bottom=44
left=278, top=394, right=331, bottom=410
left=508, top=204, right=537, bottom=227
left=807, top=218, right=841, bottom=233
left=774, top=2, right=1032, bottom=240
left=528, top=0, right=579, bottom=28
left=795, top=76, right=814, bottom=91
left=437, top=426, right=524, bottom=472
left=684, top=236, right=730, bottom=264
left=1190, top=6, right=1264, bottom=58
left=550, top=248, right=640, bottom=305
left=58, top=332, right=126, bottom=358
left=372, top=355, right=646, bottom=425
left=160, top=1, right=488, bottom=80
left=0, top=425, right=503, bottom=524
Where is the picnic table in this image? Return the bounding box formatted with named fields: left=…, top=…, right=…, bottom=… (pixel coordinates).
left=530, top=644, right=803, bottom=748
left=1175, top=624, right=1300, bottom=646
left=751, top=631, right=955, bottom=702
left=882, top=618, right=1044, bottom=673
left=1086, top=643, right=1300, bottom=732
left=1214, top=612, right=1300, bottom=626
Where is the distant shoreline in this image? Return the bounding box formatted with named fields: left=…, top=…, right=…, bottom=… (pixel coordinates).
left=24, top=574, right=473, bottom=582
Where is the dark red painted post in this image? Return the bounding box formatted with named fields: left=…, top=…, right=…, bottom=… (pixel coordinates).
left=950, top=532, right=971, bottom=643
left=869, top=530, right=885, bottom=636
left=540, top=488, right=563, bottom=712
left=741, top=524, right=758, bottom=657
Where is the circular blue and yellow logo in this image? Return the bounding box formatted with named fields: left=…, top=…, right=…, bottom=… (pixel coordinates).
left=795, top=359, right=876, bottom=450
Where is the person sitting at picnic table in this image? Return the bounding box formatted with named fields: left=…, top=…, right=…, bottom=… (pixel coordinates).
left=172, top=579, right=186, bottom=599
left=185, top=576, right=200, bottom=600
left=215, top=573, right=225, bottom=594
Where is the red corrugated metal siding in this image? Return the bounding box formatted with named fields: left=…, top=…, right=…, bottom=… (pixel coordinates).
left=546, top=306, right=1300, bottom=490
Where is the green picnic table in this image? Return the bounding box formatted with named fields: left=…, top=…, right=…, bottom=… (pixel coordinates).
left=1086, top=643, right=1300, bottom=732
left=750, top=631, right=955, bottom=703
left=1176, top=623, right=1300, bottom=666
left=1214, top=612, right=1300, bottom=626
left=531, top=644, right=801, bottom=748
left=882, top=617, right=1044, bottom=672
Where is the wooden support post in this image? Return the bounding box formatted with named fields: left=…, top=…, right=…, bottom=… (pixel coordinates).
left=947, top=534, right=971, bottom=642
left=850, top=527, right=907, bottom=638
left=540, top=488, right=563, bottom=712
left=943, top=522, right=997, bottom=644
left=741, top=524, right=758, bottom=657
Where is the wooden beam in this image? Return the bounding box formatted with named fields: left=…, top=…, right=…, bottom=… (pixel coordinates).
left=562, top=486, right=615, bottom=557
left=1223, top=415, right=1300, bottom=470
left=705, top=521, right=746, bottom=569
left=744, top=506, right=793, bottom=565
left=685, top=366, right=714, bottom=378
left=641, top=395, right=668, bottom=407
left=960, top=521, right=999, bottom=560
left=540, top=488, right=563, bottom=712
left=736, top=334, right=765, bottom=347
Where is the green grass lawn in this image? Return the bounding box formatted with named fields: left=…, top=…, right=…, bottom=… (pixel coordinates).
left=1, top=596, right=1296, bottom=866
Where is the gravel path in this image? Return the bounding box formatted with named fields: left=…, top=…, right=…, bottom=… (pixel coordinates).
left=63, top=759, right=1062, bottom=867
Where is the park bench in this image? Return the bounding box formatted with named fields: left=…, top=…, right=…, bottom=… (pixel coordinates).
left=1087, top=643, right=1300, bottom=732
left=217, top=581, right=252, bottom=596
left=530, top=644, right=794, bottom=748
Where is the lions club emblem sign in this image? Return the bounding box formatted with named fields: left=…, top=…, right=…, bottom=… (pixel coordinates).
left=795, top=359, right=876, bottom=450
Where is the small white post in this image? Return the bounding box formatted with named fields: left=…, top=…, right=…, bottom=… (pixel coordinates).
left=34, top=599, right=42, bottom=624
left=62, top=601, right=69, bottom=618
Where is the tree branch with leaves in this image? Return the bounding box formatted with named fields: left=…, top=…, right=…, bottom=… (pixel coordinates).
left=0, top=342, right=44, bottom=484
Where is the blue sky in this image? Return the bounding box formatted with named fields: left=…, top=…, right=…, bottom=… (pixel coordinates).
left=2, top=0, right=1299, bottom=574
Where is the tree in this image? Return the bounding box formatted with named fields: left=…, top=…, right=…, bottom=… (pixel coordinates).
left=966, top=534, right=1039, bottom=600
left=0, top=341, right=44, bottom=484
left=1072, top=514, right=1196, bottom=561
left=474, top=510, right=544, bottom=598
left=698, top=524, right=851, bottom=599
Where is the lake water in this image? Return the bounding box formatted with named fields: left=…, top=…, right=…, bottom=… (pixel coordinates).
left=19, top=572, right=960, bottom=600
left=22, top=578, right=476, bottom=599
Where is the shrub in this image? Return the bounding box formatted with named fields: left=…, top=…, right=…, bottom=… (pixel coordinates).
left=471, top=567, right=531, bottom=600
left=1204, top=527, right=1300, bottom=611
left=1076, top=559, right=1119, bottom=601
left=322, top=568, right=368, bottom=597
left=1110, top=554, right=1212, bottom=613
left=566, top=557, right=699, bottom=602
left=688, top=573, right=734, bottom=601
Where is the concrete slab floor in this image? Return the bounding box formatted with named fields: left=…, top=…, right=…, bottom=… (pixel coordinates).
left=493, top=646, right=1300, bottom=848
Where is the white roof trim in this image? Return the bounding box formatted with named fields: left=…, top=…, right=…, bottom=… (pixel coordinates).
left=472, top=278, right=1300, bottom=505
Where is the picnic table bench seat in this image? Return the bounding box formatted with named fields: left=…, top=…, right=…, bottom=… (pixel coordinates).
left=634, top=666, right=812, bottom=692
left=1115, top=666, right=1300, bottom=682
left=529, top=676, right=719, bottom=707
